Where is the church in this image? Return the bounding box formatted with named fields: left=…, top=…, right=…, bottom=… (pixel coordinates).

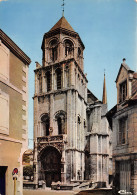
left=33, top=16, right=112, bottom=188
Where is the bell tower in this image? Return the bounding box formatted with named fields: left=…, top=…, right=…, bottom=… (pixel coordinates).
left=33, top=16, right=88, bottom=187
left=41, top=16, right=84, bottom=70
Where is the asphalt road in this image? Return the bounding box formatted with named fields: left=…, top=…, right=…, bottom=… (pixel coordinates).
left=23, top=189, right=76, bottom=195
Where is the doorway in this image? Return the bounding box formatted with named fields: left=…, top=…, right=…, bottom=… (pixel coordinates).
left=40, top=147, right=61, bottom=187
left=0, top=166, right=7, bottom=195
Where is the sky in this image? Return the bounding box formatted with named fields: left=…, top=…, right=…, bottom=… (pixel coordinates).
left=0, top=0, right=137, bottom=148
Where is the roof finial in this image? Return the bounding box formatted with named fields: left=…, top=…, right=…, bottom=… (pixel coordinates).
left=61, top=0, right=65, bottom=17
left=102, top=70, right=107, bottom=104
left=104, top=68, right=106, bottom=76
left=123, top=58, right=126, bottom=62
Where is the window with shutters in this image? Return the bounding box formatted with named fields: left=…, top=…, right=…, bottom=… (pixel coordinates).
left=0, top=41, right=9, bottom=81
left=0, top=92, right=9, bottom=135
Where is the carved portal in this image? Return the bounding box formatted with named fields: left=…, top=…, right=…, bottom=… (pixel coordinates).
left=39, top=146, right=61, bottom=187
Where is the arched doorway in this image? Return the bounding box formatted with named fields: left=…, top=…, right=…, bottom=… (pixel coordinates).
left=40, top=146, right=61, bottom=187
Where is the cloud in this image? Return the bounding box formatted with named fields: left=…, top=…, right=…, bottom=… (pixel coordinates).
left=0, top=0, right=7, bottom=2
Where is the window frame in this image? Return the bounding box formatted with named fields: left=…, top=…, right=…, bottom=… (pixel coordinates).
left=119, top=80, right=127, bottom=103
left=41, top=114, right=50, bottom=136
left=49, top=39, right=58, bottom=62
left=118, top=116, right=128, bottom=145
left=64, top=39, right=74, bottom=57
left=0, top=40, right=10, bottom=81
left=0, top=90, right=9, bottom=135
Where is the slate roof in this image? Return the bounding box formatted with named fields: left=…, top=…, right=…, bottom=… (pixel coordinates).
left=115, top=61, right=134, bottom=83
left=87, top=89, right=98, bottom=103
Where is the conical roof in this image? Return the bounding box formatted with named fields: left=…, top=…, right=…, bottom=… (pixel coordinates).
left=42, top=16, right=85, bottom=50
left=49, top=16, right=75, bottom=32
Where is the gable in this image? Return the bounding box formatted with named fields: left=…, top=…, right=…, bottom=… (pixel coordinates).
left=87, top=89, right=98, bottom=104
left=116, top=65, right=128, bottom=84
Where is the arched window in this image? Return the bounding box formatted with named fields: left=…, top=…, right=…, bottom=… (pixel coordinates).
left=56, top=68, right=62, bottom=89
left=50, top=39, right=58, bottom=62
left=55, top=111, right=66, bottom=135
left=57, top=117, right=62, bottom=134
left=46, top=71, right=51, bottom=92
left=64, top=39, right=74, bottom=57
left=41, top=114, right=50, bottom=136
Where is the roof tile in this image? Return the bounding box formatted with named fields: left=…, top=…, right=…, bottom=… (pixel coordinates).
left=49, top=16, right=75, bottom=32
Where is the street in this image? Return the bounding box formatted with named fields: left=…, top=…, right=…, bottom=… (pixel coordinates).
left=23, top=189, right=76, bottom=195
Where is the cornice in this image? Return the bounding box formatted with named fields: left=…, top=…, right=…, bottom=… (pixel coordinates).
left=86, top=132, right=109, bottom=137
left=34, top=58, right=88, bottom=82
left=0, top=77, right=23, bottom=95
left=41, top=28, right=85, bottom=50
left=33, top=87, right=87, bottom=105
left=0, top=29, right=31, bottom=65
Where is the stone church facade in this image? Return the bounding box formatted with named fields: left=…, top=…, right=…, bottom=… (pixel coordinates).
left=33, top=16, right=112, bottom=188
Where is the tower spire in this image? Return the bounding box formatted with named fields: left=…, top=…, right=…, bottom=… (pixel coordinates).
left=102, top=70, right=107, bottom=104
left=61, top=0, right=65, bottom=17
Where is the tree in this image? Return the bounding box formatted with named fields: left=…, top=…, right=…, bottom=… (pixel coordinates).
left=23, top=165, right=33, bottom=177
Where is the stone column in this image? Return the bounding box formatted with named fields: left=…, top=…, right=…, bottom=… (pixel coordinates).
left=75, top=69, right=77, bottom=89
left=61, top=149, right=66, bottom=183
left=46, top=47, right=49, bottom=65
left=73, top=150, right=76, bottom=180
left=50, top=94, right=54, bottom=133
left=51, top=66, right=54, bottom=90
left=75, top=92, right=78, bottom=149
left=82, top=152, right=85, bottom=180
left=67, top=90, right=72, bottom=146
left=62, top=63, right=65, bottom=88
left=38, top=121, right=41, bottom=137
left=43, top=74, right=46, bottom=93
left=71, top=61, right=75, bottom=86
left=33, top=140, right=38, bottom=189
left=61, top=117, right=65, bottom=134
left=54, top=72, right=56, bottom=90
left=35, top=74, right=38, bottom=94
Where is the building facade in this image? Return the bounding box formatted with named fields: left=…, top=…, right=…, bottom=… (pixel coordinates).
left=0, top=29, right=31, bottom=195
left=33, top=16, right=111, bottom=188
left=107, top=59, right=137, bottom=194
left=85, top=88, right=112, bottom=187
